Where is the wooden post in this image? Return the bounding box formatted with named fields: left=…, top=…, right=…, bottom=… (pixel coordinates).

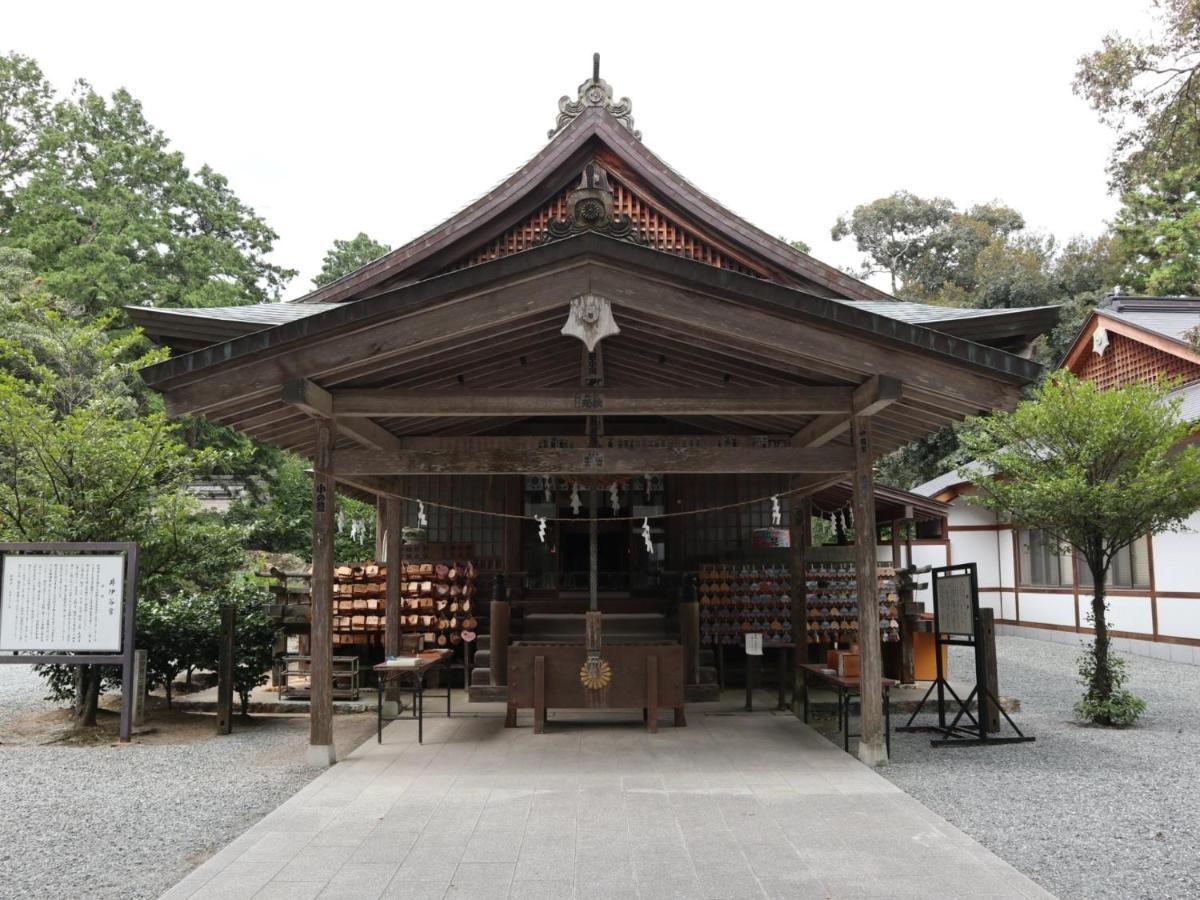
left=375, top=496, right=386, bottom=561
left=216, top=605, right=235, bottom=735
left=384, top=498, right=401, bottom=658
left=680, top=575, right=699, bottom=686
left=646, top=655, right=659, bottom=733
left=132, top=649, right=148, bottom=729
left=533, top=655, right=546, bottom=734
left=790, top=489, right=811, bottom=711
left=851, top=417, right=887, bottom=766
left=491, top=575, right=510, bottom=688
left=978, top=608, right=1001, bottom=734
left=308, top=421, right=336, bottom=766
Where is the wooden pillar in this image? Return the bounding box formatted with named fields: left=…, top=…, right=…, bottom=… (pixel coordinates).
left=384, top=498, right=401, bottom=658
left=375, top=496, right=386, bottom=561
left=308, top=421, right=336, bottom=766
left=679, top=575, right=700, bottom=686
left=851, top=417, right=886, bottom=765
left=491, top=581, right=510, bottom=688
left=789, top=488, right=812, bottom=709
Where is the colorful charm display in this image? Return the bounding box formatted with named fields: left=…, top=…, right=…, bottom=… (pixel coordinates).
left=697, top=564, right=792, bottom=646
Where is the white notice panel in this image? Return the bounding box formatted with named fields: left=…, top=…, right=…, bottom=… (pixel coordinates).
left=936, top=573, right=976, bottom=636
left=0, top=555, right=125, bottom=652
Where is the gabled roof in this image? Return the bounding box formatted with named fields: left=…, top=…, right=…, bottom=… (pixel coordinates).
left=288, top=96, right=896, bottom=306
left=1062, top=295, right=1200, bottom=379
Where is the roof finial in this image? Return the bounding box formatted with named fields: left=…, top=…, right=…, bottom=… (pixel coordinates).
left=549, top=54, right=640, bottom=140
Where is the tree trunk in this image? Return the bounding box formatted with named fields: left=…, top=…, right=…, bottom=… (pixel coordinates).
left=165, top=676, right=173, bottom=710
left=73, top=665, right=101, bottom=728
left=1088, top=561, right=1113, bottom=725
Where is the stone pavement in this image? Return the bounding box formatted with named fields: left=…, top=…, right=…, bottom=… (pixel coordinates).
left=161, top=695, right=1052, bottom=900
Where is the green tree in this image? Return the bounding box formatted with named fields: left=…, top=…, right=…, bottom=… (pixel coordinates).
left=227, top=453, right=376, bottom=563
left=0, top=71, right=294, bottom=316
left=831, top=191, right=954, bottom=294
left=0, top=53, right=53, bottom=210
left=1074, top=0, right=1200, bottom=190
left=313, top=232, right=391, bottom=288
left=1114, top=164, right=1200, bottom=295
left=960, top=372, right=1200, bottom=725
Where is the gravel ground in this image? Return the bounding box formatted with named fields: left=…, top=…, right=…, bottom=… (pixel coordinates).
left=0, top=666, right=373, bottom=900
left=879, top=636, right=1200, bottom=900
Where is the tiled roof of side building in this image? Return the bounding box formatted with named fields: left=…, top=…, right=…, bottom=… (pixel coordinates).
left=1098, top=296, right=1200, bottom=344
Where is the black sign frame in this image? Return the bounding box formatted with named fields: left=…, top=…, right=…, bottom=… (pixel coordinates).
left=0, top=542, right=139, bottom=742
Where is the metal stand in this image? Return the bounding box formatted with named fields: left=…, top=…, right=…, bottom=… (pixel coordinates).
left=896, top=563, right=1034, bottom=748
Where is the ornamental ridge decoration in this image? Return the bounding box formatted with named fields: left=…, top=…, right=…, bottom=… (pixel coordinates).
left=538, top=162, right=647, bottom=246
left=549, top=52, right=641, bottom=140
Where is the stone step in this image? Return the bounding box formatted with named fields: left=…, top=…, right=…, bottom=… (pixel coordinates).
left=470, top=668, right=493, bottom=687
left=474, top=650, right=490, bottom=669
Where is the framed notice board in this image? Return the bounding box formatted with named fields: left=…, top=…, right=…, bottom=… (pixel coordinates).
left=0, top=543, right=139, bottom=741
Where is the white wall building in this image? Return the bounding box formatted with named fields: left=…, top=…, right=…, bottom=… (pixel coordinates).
left=912, top=296, right=1200, bottom=665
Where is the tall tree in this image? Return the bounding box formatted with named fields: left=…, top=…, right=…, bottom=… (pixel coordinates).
left=1074, top=0, right=1200, bottom=190
left=831, top=191, right=954, bottom=294
left=960, top=372, right=1200, bottom=726
left=1114, top=164, right=1200, bottom=295
left=313, top=232, right=391, bottom=287
left=0, top=71, right=295, bottom=316
left=0, top=53, right=52, bottom=211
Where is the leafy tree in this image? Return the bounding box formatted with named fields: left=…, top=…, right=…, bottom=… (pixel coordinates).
left=313, top=232, right=391, bottom=288
left=219, top=582, right=279, bottom=716
left=1114, top=164, right=1200, bottom=295
left=875, top=425, right=962, bottom=491
left=0, top=70, right=295, bottom=316
left=831, top=191, right=954, bottom=294
left=138, top=592, right=213, bottom=708
left=960, top=372, right=1200, bottom=726
left=1074, top=0, right=1200, bottom=190
left=227, top=453, right=376, bottom=563
left=0, top=53, right=53, bottom=210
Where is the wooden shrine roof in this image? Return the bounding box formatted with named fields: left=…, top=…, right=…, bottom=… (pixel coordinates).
left=140, top=231, right=1041, bottom=491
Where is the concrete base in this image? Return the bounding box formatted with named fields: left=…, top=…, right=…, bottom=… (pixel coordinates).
left=857, top=737, right=889, bottom=767
left=304, top=743, right=337, bottom=767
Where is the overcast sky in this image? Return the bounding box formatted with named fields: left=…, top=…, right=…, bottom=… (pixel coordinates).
left=7, top=1, right=1155, bottom=297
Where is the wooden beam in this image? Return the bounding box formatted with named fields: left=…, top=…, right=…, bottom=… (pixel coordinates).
left=792, top=376, right=903, bottom=447
left=330, top=387, right=854, bottom=418
left=332, top=445, right=854, bottom=476
left=282, top=379, right=407, bottom=453
left=321, top=433, right=795, bottom=450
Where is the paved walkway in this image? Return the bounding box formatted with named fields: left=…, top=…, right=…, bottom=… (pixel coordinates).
left=161, top=697, right=1051, bottom=900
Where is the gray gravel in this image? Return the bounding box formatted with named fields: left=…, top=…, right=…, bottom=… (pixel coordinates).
left=0, top=666, right=371, bottom=900
left=880, top=636, right=1200, bottom=900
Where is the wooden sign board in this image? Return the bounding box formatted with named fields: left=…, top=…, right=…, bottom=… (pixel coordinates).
left=934, top=572, right=975, bottom=636
left=0, top=554, right=126, bottom=652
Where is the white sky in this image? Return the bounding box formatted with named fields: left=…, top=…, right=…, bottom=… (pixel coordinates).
left=7, top=0, right=1155, bottom=296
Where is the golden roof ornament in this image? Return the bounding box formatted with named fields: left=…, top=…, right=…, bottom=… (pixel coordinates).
left=550, top=53, right=641, bottom=140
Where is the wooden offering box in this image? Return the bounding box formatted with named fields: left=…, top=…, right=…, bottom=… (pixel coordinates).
left=506, top=642, right=685, bottom=733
